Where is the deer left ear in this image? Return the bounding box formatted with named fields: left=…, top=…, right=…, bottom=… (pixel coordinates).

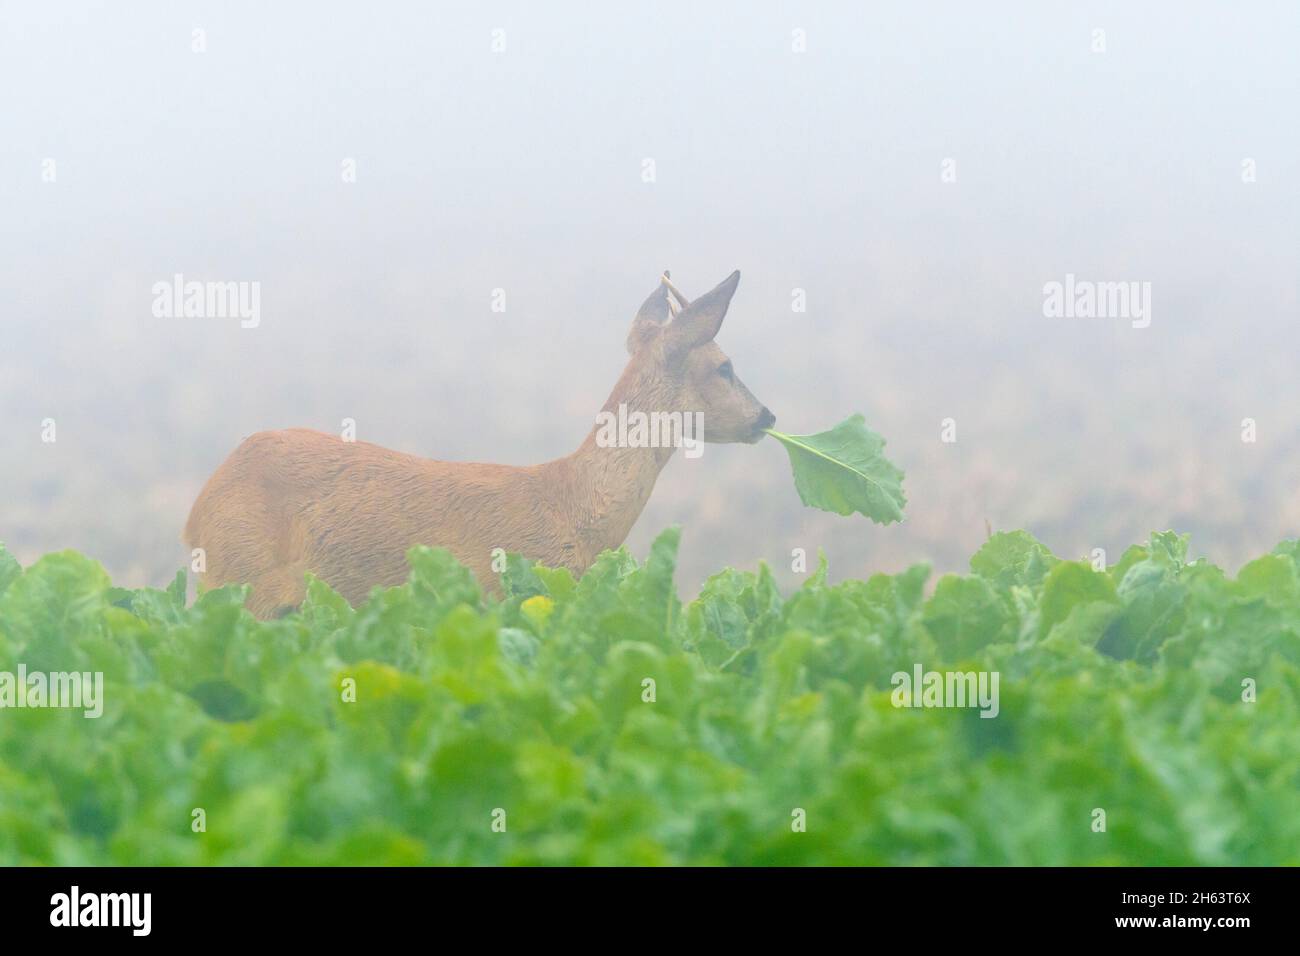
left=627, top=277, right=672, bottom=354
left=666, top=270, right=740, bottom=355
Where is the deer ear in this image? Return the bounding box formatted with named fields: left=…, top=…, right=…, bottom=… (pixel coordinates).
left=627, top=279, right=671, bottom=354
left=666, top=270, right=740, bottom=356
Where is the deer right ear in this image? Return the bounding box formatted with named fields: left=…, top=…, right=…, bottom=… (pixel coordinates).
left=664, top=270, right=739, bottom=356
left=627, top=280, right=671, bottom=354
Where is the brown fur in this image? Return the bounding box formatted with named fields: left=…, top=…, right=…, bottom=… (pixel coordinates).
left=183, top=272, right=772, bottom=617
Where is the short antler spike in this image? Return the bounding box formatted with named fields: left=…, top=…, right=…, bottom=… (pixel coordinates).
left=661, top=271, right=689, bottom=313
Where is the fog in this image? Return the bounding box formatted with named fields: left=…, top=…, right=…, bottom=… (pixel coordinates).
left=2, top=1, right=1298, bottom=594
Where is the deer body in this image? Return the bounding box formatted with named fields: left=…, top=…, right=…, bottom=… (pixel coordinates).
left=184, top=271, right=772, bottom=617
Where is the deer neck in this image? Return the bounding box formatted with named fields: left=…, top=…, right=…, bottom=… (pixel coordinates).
left=551, top=360, right=678, bottom=562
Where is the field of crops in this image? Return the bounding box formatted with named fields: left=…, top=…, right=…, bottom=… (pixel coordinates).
left=0, top=527, right=1297, bottom=866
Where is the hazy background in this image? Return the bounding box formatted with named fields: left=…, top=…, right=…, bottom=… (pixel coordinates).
left=2, top=1, right=1298, bottom=596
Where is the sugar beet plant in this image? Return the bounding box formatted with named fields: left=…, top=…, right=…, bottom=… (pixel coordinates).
left=0, top=523, right=1297, bottom=865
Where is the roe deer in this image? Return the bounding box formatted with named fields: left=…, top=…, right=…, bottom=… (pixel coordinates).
left=183, top=270, right=774, bottom=618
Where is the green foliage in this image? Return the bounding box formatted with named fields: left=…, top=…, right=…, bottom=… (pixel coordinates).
left=0, top=529, right=1296, bottom=866
left=765, top=414, right=906, bottom=523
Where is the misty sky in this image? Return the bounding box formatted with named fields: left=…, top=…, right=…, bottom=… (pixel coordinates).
left=2, top=1, right=1298, bottom=590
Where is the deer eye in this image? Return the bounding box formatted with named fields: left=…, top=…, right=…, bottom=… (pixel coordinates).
left=716, top=361, right=734, bottom=381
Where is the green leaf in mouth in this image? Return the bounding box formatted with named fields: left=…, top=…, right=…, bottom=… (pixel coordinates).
left=765, top=413, right=906, bottom=524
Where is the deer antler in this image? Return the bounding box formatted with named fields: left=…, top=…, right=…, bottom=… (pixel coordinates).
left=660, top=271, right=689, bottom=314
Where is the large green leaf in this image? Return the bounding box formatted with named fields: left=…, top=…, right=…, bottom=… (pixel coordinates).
left=0, top=544, right=20, bottom=597
left=922, top=574, right=1011, bottom=659
left=765, top=414, right=906, bottom=523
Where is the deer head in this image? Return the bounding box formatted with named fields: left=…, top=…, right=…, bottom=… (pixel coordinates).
left=624, top=270, right=775, bottom=443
